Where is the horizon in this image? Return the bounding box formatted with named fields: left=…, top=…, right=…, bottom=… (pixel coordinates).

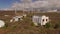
left=0, top=0, right=60, bottom=11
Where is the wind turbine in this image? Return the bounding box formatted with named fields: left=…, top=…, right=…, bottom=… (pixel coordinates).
left=12, top=0, right=18, bottom=15
left=15, top=7, right=17, bottom=15
left=13, top=1, right=18, bottom=15
left=21, top=0, right=32, bottom=14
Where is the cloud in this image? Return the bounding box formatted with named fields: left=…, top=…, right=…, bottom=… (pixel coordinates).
left=31, top=1, right=48, bottom=8
left=10, top=0, right=60, bottom=10
left=20, top=0, right=32, bottom=2
left=11, top=0, right=48, bottom=8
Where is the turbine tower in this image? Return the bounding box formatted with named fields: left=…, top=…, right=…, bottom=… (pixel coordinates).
left=21, top=0, right=32, bottom=14
left=12, top=1, right=18, bottom=15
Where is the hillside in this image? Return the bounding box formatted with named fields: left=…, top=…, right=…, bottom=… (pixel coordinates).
left=0, top=11, right=60, bottom=34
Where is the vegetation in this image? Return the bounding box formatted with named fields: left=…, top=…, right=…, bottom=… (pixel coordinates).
left=54, top=23, right=60, bottom=29
left=44, top=23, right=52, bottom=28
left=0, top=11, right=60, bottom=34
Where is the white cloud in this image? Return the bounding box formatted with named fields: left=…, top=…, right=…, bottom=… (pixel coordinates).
left=3, top=0, right=60, bottom=10
left=31, top=1, right=48, bottom=8
left=11, top=0, right=48, bottom=9
left=20, top=0, right=32, bottom=2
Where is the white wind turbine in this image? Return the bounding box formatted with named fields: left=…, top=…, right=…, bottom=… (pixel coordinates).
left=12, top=1, right=18, bottom=15
left=21, top=0, right=32, bottom=14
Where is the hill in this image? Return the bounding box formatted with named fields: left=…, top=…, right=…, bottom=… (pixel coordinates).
left=0, top=11, right=60, bottom=34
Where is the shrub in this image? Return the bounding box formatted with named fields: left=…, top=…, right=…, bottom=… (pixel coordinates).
left=31, top=22, right=35, bottom=26
left=5, top=24, right=8, bottom=27
left=44, top=23, right=52, bottom=28
left=54, top=23, right=60, bottom=29
left=1, top=24, right=8, bottom=29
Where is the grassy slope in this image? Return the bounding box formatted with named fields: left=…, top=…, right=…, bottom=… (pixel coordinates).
left=0, top=11, right=60, bottom=34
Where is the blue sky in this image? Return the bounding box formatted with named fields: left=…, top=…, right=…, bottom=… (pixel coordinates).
left=0, top=0, right=59, bottom=10
left=0, top=0, right=36, bottom=9
left=0, top=0, right=42, bottom=9
left=0, top=0, right=21, bottom=9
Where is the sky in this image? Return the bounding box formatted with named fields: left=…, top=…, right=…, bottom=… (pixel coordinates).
left=0, top=0, right=60, bottom=10
left=0, top=0, right=13, bottom=9
left=0, top=0, right=45, bottom=9
left=0, top=0, right=20, bottom=9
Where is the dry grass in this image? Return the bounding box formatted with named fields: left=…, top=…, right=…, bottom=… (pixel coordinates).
left=0, top=11, right=60, bottom=34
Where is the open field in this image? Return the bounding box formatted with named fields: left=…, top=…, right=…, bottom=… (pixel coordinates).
left=0, top=11, right=60, bottom=34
